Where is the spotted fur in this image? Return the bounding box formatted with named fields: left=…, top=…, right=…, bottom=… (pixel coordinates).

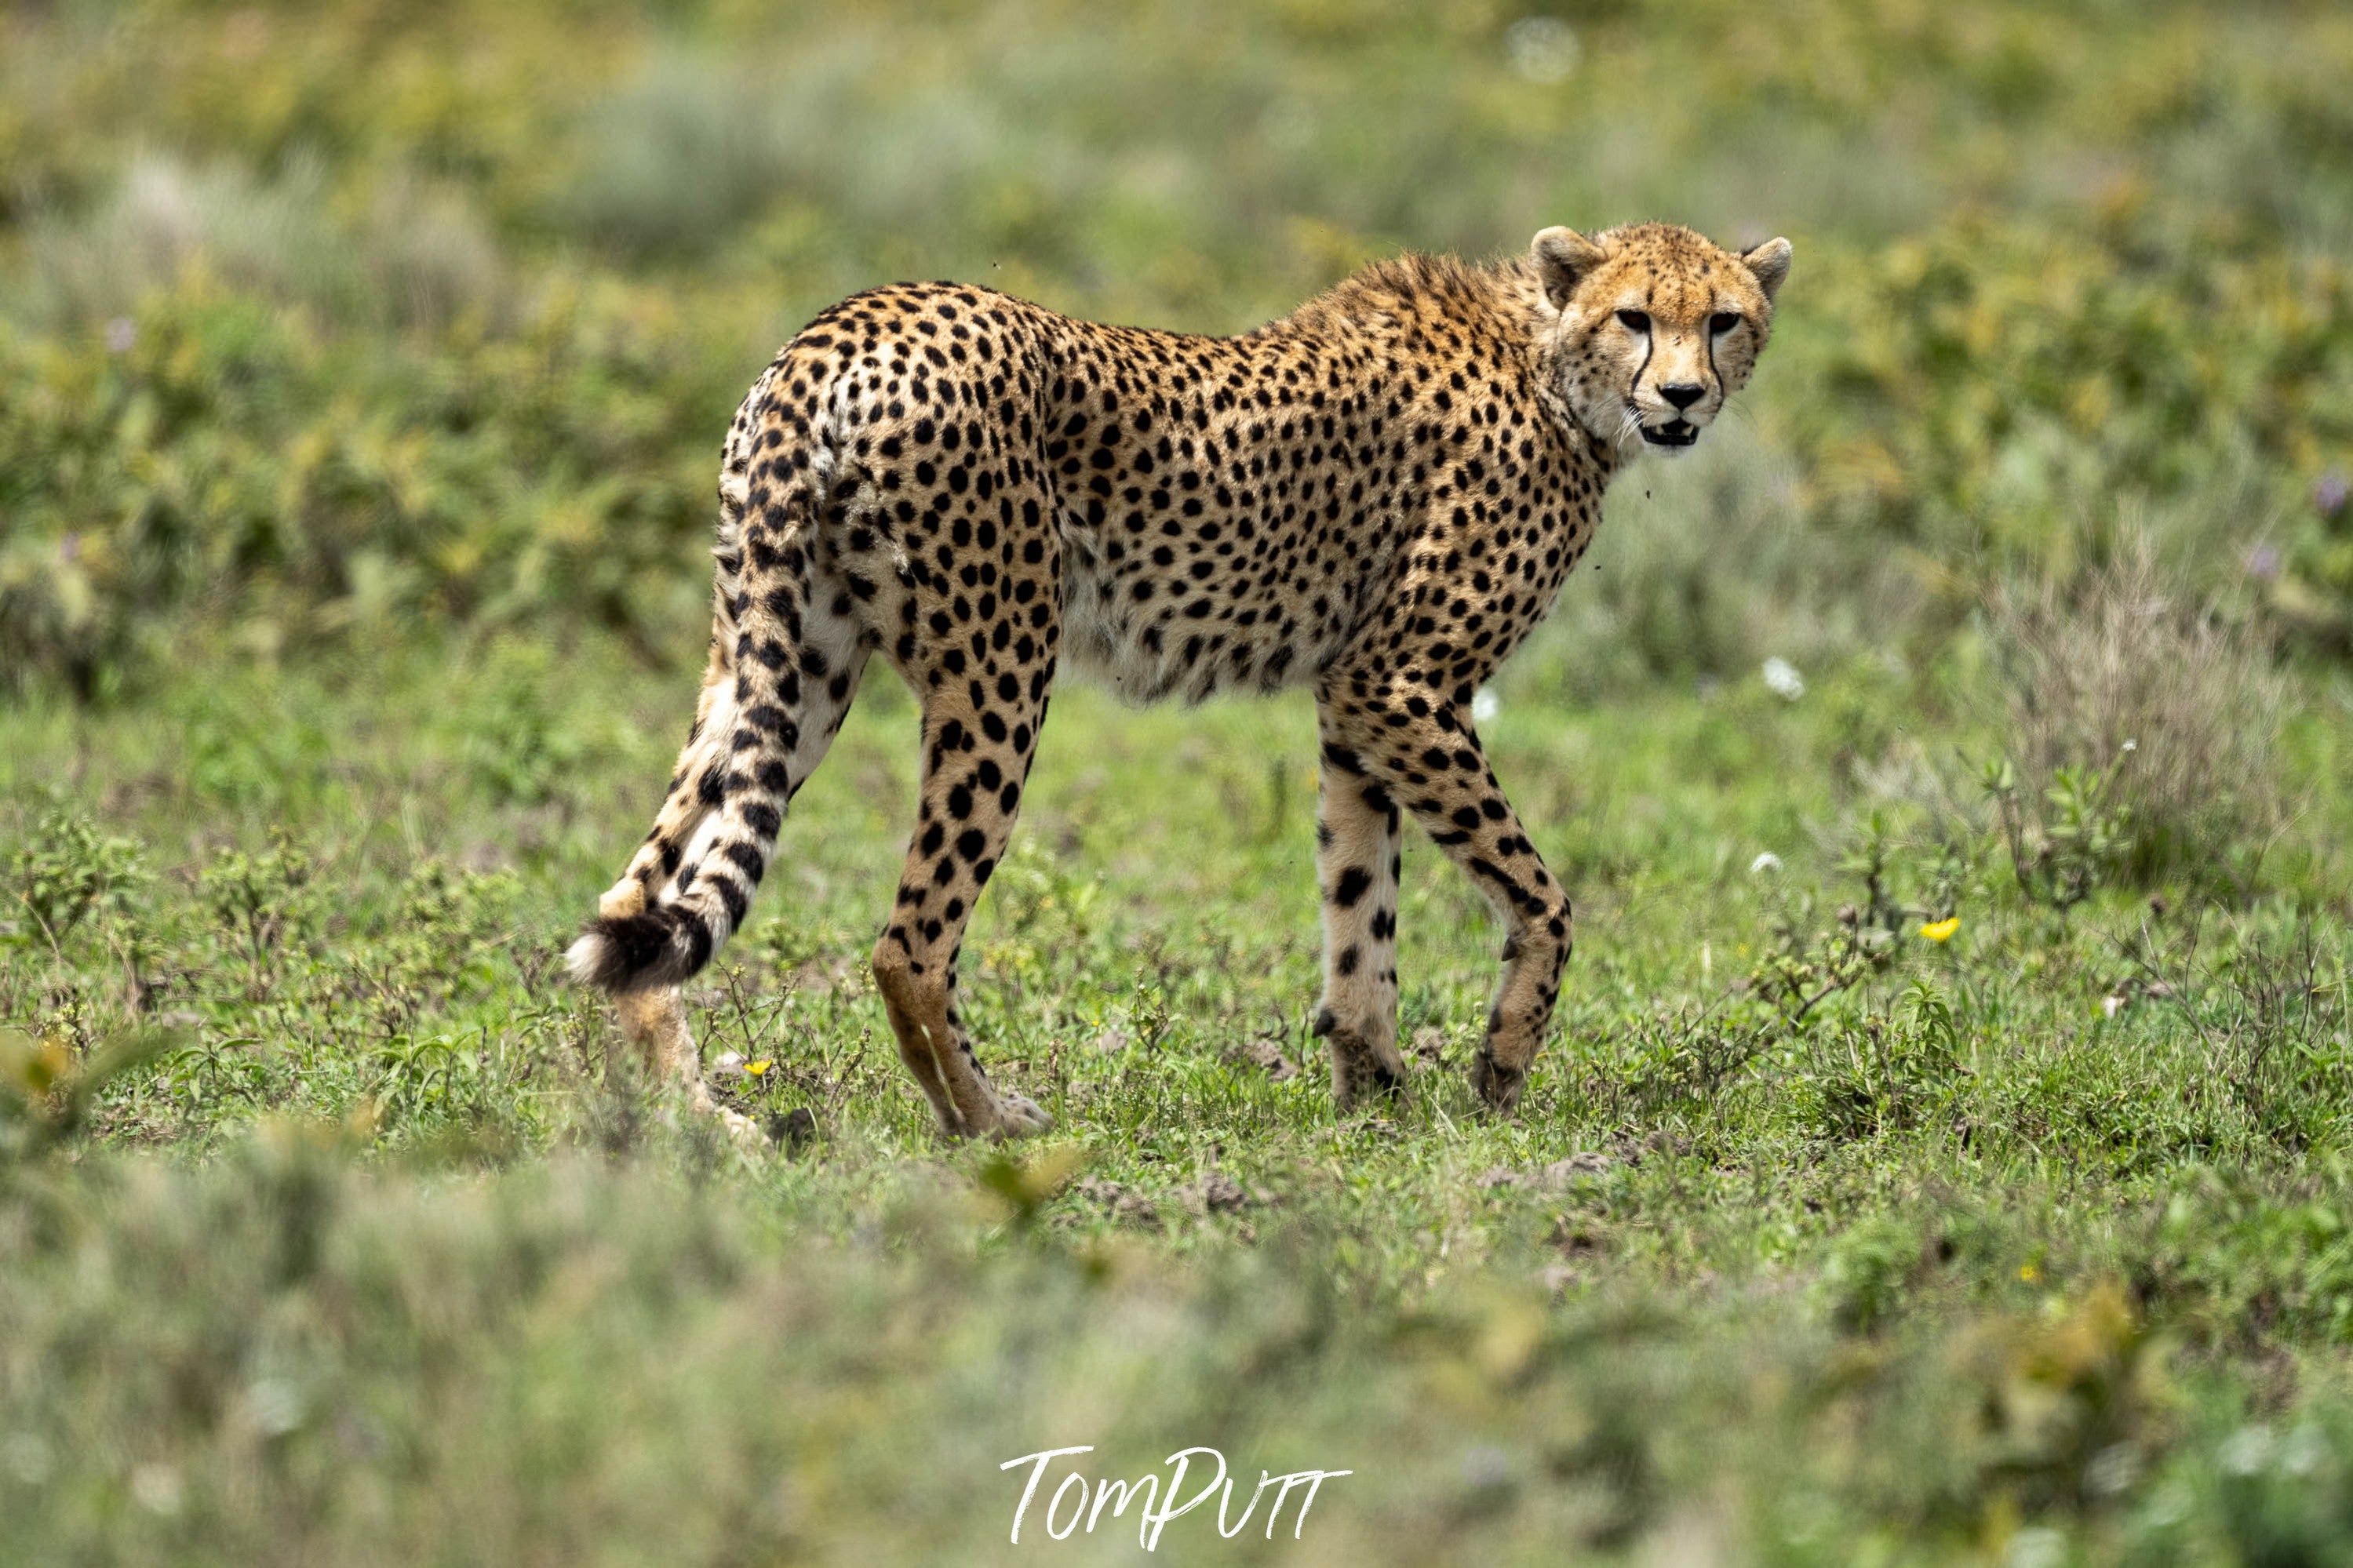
left=567, top=221, right=1791, bottom=1136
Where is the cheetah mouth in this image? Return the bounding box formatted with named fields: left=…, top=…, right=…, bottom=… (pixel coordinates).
left=1639, top=420, right=1699, bottom=449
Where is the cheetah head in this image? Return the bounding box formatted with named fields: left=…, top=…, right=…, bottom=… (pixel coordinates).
left=1529, top=221, right=1791, bottom=460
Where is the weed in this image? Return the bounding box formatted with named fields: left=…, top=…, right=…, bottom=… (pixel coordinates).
left=199, top=831, right=313, bottom=997
left=6, top=791, right=147, bottom=959
left=1983, top=552, right=2290, bottom=890
left=2143, top=914, right=2353, bottom=1151
left=1983, top=755, right=2134, bottom=922
left=1593, top=1000, right=1772, bottom=1121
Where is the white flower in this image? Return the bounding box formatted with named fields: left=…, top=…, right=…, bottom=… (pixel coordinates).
left=1749, top=852, right=1783, bottom=875
left=1503, top=17, right=1579, bottom=84
left=1761, top=657, right=1805, bottom=701
left=1470, top=687, right=1499, bottom=723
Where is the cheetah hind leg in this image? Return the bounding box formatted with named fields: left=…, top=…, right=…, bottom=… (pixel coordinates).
left=592, top=570, right=876, bottom=1148
left=588, top=647, right=759, bottom=1142
left=867, top=688, right=1056, bottom=1141
left=611, top=986, right=763, bottom=1147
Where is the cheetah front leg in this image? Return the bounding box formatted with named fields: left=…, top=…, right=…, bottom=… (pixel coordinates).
left=1317, top=666, right=1573, bottom=1115
left=1312, top=722, right=1408, bottom=1111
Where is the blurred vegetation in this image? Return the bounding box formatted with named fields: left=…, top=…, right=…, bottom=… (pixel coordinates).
left=6, top=1, right=2353, bottom=1561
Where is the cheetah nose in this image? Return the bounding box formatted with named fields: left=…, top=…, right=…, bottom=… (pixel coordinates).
left=1659, top=382, right=1706, bottom=411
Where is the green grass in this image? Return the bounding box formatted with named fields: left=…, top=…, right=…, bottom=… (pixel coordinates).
left=6, top=0, right=2353, bottom=1561
left=8, top=624, right=2353, bottom=1562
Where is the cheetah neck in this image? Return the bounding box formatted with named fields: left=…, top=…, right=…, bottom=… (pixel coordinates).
left=1278, top=252, right=1627, bottom=484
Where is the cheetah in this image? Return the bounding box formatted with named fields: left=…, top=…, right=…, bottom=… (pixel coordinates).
left=567, top=221, right=1792, bottom=1137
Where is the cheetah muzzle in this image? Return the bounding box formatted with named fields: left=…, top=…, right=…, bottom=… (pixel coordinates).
left=563, top=220, right=1790, bottom=1139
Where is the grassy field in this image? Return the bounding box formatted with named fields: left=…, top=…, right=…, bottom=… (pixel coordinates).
left=6, top=2, right=2353, bottom=1562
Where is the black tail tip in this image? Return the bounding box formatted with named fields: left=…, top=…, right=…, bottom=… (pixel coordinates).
left=566, top=909, right=680, bottom=993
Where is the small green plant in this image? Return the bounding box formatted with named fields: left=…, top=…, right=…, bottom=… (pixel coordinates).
left=333, top=860, right=525, bottom=1041
left=973, top=1143, right=1084, bottom=1230
left=6, top=795, right=146, bottom=956
left=1745, top=813, right=1971, bottom=1031
left=199, top=831, right=314, bottom=995
left=1954, top=1282, right=2159, bottom=1517
left=1601, top=1000, right=1772, bottom=1119
left=1834, top=809, right=1914, bottom=941
left=1796, top=1008, right=1964, bottom=1141
left=2146, top=915, right=2353, bottom=1151
left=1123, top=965, right=1175, bottom=1054
left=1749, top=897, right=1885, bottom=1027
left=1983, top=756, right=2132, bottom=921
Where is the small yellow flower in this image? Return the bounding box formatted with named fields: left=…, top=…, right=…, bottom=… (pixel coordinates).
left=2019, top=1263, right=2039, bottom=1283
left=1919, top=917, right=1960, bottom=943
left=744, top=1060, right=773, bottom=1078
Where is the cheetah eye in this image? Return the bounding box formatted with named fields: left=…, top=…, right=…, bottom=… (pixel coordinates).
left=1709, top=311, right=1743, bottom=335
left=1614, top=309, right=1650, bottom=333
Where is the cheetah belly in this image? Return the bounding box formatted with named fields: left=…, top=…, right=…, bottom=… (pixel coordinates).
left=1052, top=540, right=1202, bottom=704
left=1051, top=521, right=1355, bottom=706
left=1054, top=555, right=1131, bottom=691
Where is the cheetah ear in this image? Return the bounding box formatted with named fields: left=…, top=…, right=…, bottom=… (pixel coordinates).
left=1530, top=227, right=1606, bottom=308
left=1741, top=237, right=1793, bottom=305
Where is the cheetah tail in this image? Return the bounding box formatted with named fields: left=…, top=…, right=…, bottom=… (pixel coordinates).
left=566, top=452, right=818, bottom=995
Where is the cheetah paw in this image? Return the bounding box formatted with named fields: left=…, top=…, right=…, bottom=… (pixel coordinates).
left=715, top=1104, right=767, bottom=1148
left=688, top=1082, right=773, bottom=1150
left=986, top=1093, right=1055, bottom=1139
left=1470, top=1051, right=1528, bottom=1115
